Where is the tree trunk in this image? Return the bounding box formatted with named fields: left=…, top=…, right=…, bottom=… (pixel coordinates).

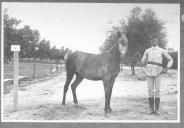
left=131, top=63, right=135, bottom=75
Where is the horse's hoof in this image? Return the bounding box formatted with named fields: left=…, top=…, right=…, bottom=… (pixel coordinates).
left=62, top=102, right=65, bottom=106
left=107, top=108, right=113, bottom=113
left=74, top=104, right=79, bottom=107
left=74, top=101, right=78, bottom=104
left=109, top=108, right=113, bottom=113
left=60, top=105, right=65, bottom=109
left=104, top=108, right=113, bottom=114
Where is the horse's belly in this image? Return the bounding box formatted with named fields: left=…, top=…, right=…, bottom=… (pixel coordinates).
left=77, top=68, right=103, bottom=81
left=78, top=70, right=102, bottom=81
left=85, top=76, right=102, bottom=81
left=76, top=57, right=111, bottom=81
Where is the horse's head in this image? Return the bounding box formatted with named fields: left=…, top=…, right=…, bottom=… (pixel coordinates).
left=118, top=34, right=128, bottom=56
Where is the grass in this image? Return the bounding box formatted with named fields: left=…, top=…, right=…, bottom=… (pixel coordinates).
left=3, top=61, right=55, bottom=80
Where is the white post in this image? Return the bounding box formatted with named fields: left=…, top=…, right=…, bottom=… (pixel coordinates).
left=13, top=51, right=19, bottom=111
left=32, top=47, right=38, bottom=79
left=11, top=45, right=20, bottom=111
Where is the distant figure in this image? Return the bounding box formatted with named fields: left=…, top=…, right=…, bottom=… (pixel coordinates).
left=141, top=35, right=173, bottom=115
left=131, top=51, right=141, bottom=75
left=4, top=57, right=10, bottom=64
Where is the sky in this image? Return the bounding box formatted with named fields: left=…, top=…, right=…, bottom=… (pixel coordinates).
left=2, top=3, right=180, bottom=53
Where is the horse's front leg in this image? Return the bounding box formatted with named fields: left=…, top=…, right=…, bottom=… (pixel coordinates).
left=103, top=77, right=116, bottom=113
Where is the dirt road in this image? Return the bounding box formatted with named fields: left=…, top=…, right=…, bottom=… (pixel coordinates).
left=2, top=68, right=178, bottom=121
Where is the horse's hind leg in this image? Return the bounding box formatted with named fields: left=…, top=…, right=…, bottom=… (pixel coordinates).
left=71, top=74, right=83, bottom=104
left=62, top=70, right=74, bottom=105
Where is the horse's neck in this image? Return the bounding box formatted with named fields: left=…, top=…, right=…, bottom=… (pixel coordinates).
left=109, top=43, right=121, bottom=64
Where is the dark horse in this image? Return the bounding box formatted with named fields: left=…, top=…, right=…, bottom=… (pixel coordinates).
left=61, top=32, right=128, bottom=113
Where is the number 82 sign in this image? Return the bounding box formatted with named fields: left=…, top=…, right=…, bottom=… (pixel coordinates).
left=11, top=45, right=20, bottom=52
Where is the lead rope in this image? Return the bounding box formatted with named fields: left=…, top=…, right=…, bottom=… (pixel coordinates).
left=137, top=62, right=174, bottom=78
left=137, top=62, right=151, bottom=77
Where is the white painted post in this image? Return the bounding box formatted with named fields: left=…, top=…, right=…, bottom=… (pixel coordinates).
left=11, top=45, right=20, bottom=111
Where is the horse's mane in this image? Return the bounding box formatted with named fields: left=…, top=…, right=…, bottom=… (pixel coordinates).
left=60, top=34, right=127, bottom=58
left=104, top=34, right=128, bottom=57
left=108, top=42, right=119, bottom=53
left=104, top=34, right=126, bottom=53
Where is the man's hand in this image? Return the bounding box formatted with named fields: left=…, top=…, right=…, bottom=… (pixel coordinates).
left=139, top=61, right=146, bottom=67
left=161, top=66, right=169, bottom=74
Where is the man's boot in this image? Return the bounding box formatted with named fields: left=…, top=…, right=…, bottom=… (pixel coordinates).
left=155, top=97, right=160, bottom=115
left=148, top=97, right=154, bottom=114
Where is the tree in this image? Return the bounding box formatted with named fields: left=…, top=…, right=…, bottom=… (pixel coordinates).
left=167, top=48, right=175, bottom=52
left=3, top=9, right=41, bottom=60
left=99, top=19, right=127, bottom=53
left=38, top=39, right=51, bottom=59
left=49, top=45, right=63, bottom=62
left=18, top=25, right=40, bottom=58
left=126, top=7, right=167, bottom=74
left=4, top=9, right=21, bottom=62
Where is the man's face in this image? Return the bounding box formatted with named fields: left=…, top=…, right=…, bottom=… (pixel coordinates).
left=151, top=38, right=158, bottom=47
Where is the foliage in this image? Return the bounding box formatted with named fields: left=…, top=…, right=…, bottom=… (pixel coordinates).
left=4, top=9, right=21, bottom=61
left=100, top=7, right=168, bottom=74
left=4, top=9, right=41, bottom=59
left=38, top=39, right=51, bottom=59
left=49, top=45, right=64, bottom=63
left=18, top=25, right=40, bottom=58
left=126, top=7, right=167, bottom=56
left=99, top=19, right=127, bottom=53
left=3, top=9, right=62, bottom=63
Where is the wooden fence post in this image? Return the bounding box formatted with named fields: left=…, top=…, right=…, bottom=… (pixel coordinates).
left=11, top=45, right=20, bottom=111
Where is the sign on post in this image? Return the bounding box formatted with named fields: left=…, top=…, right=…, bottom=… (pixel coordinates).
left=11, top=45, right=20, bottom=111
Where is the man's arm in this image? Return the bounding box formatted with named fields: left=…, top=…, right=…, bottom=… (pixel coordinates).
left=162, top=50, right=173, bottom=68
left=162, top=50, right=173, bottom=73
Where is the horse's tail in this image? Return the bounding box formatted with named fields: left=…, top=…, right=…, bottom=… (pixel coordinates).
left=60, top=47, right=73, bottom=61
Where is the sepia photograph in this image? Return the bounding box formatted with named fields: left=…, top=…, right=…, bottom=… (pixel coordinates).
left=1, top=2, right=180, bottom=123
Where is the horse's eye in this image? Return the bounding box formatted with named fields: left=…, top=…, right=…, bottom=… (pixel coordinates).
left=121, top=43, right=126, bottom=47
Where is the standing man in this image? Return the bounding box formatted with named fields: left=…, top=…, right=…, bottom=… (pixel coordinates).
left=141, top=36, right=173, bottom=115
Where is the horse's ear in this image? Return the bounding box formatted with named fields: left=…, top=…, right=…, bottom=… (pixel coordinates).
left=64, top=48, right=69, bottom=53
left=68, top=50, right=72, bottom=54
left=117, top=31, right=122, bottom=38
